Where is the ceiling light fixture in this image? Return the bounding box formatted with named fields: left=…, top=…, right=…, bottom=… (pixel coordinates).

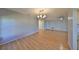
left=58, top=16, right=64, bottom=21
left=36, top=9, right=47, bottom=20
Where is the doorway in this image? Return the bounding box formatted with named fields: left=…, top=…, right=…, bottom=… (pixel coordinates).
left=38, top=19, right=45, bottom=30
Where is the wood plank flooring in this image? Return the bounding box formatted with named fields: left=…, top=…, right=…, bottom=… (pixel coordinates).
left=0, top=30, right=69, bottom=50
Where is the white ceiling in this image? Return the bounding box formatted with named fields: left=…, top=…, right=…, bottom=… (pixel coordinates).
left=0, top=8, right=71, bottom=20
left=7, top=8, right=69, bottom=16
left=7, top=8, right=33, bottom=15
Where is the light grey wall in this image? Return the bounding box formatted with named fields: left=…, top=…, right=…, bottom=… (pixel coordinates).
left=77, top=11, right=79, bottom=24
left=68, top=17, right=73, bottom=49
left=68, top=9, right=77, bottom=50
left=0, top=9, right=38, bottom=44
left=0, top=18, right=1, bottom=31
left=77, top=12, right=79, bottom=33
left=44, top=17, right=68, bottom=32
left=0, top=17, right=1, bottom=35
left=72, top=9, right=77, bottom=49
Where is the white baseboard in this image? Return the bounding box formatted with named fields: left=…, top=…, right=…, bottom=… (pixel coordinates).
left=0, top=30, right=38, bottom=45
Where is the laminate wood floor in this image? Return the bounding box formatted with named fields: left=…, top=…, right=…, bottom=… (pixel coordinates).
left=0, top=30, right=69, bottom=50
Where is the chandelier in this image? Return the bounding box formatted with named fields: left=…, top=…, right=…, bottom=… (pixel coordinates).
left=36, top=9, right=47, bottom=19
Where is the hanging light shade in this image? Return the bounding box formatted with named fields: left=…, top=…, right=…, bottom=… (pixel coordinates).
left=43, top=14, right=47, bottom=18
left=58, top=16, right=64, bottom=21
left=37, top=15, right=40, bottom=18
left=37, top=14, right=47, bottom=19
